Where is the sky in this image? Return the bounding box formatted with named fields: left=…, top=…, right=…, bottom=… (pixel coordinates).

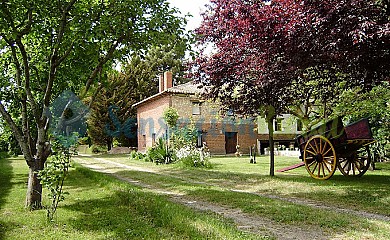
left=167, top=0, right=210, bottom=31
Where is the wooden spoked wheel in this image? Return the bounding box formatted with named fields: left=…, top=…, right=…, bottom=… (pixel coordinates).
left=338, top=146, right=371, bottom=177
left=303, top=135, right=337, bottom=180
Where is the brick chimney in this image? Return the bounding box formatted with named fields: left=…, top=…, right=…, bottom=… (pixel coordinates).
left=164, top=71, right=173, bottom=90
left=159, top=71, right=173, bottom=93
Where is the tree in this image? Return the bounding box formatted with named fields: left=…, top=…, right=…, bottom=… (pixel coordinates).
left=0, top=0, right=187, bottom=208
left=286, top=69, right=352, bottom=130
left=332, top=82, right=390, bottom=164
left=192, top=0, right=389, bottom=176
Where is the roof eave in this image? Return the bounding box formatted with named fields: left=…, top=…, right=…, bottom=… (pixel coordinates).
left=132, top=91, right=168, bottom=108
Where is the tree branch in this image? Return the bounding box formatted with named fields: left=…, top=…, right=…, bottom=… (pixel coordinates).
left=15, top=38, right=40, bottom=122
left=82, top=35, right=126, bottom=98
left=3, top=37, right=36, bottom=157
left=43, top=0, right=77, bottom=107
left=16, top=8, right=33, bottom=38
left=0, top=101, right=34, bottom=165
left=54, top=42, right=74, bottom=67
left=3, top=36, right=22, bottom=87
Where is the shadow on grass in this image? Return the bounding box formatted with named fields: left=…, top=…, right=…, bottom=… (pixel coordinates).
left=63, top=191, right=199, bottom=239
left=0, top=220, right=17, bottom=240
left=0, top=157, right=13, bottom=207
left=277, top=171, right=390, bottom=206
left=62, top=167, right=260, bottom=240
left=183, top=187, right=382, bottom=239
left=0, top=157, right=14, bottom=239
left=112, top=163, right=390, bottom=217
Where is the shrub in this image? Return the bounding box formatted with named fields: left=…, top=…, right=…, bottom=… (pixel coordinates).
left=146, top=138, right=175, bottom=164
left=77, top=136, right=91, bottom=146
left=176, top=146, right=211, bottom=168
left=0, top=151, right=9, bottom=160
left=163, top=107, right=179, bottom=128
left=129, top=150, right=146, bottom=161
left=170, top=123, right=198, bottom=150
left=91, top=145, right=107, bottom=154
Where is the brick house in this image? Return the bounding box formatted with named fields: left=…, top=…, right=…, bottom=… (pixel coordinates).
left=132, top=72, right=258, bottom=155
left=257, top=114, right=303, bottom=154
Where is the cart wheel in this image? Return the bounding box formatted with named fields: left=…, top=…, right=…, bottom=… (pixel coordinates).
left=338, top=146, right=371, bottom=177
left=303, top=135, right=337, bottom=180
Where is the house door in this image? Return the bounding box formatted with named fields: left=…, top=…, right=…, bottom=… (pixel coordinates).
left=225, top=132, right=237, bottom=154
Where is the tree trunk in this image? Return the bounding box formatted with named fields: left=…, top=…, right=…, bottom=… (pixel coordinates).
left=25, top=161, right=44, bottom=209
left=107, top=138, right=112, bottom=151
left=266, top=106, right=276, bottom=177
left=25, top=125, right=50, bottom=209
left=267, top=116, right=275, bottom=176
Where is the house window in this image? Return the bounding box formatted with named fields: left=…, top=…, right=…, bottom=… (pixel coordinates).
left=274, top=118, right=283, bottom=131
left=192, top=102, right=201, bottom=115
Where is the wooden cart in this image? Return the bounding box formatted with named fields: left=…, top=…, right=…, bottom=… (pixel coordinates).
left=296, top=117, right=375, bottom=180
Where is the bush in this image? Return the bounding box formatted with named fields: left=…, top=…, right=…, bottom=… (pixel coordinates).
left=0, top=139, right=8, bottom=152
left=146, top=138, right=175, bottom=164
left=91, top=145, right=107, bottom=154
left=78, top=136, right=91, bottom=146
left=129, top=150, right=146, bottom=161
left=0, top=151, right=9, bottom=160
left=176, top=146, right=211, bottom=168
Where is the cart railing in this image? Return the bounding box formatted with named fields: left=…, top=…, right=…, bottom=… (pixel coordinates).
left=296, top=116, right=345, bottom=152
left=344, top=118, right=374, bottom=141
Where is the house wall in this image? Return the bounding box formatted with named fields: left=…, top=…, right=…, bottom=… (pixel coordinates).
left=136, top=93, right=258, bottom=155
left=257, top=114, right=302, bottom=135
left=170, top=95, right=220, bottom=122
left=171, top=94, right=257, bottom=155
left=256, top=114, right=302, bottom=153
left=137, top=95, right=170, bottom=151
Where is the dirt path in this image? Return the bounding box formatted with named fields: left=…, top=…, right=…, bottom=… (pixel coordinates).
left=73, top=155, right=389, bottom=239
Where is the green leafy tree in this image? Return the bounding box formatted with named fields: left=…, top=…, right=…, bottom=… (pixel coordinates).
left=287, top=69, right=351, bottom=131
left=332, top=82, right=390, bottom=163
left=0, top=0, right=187, bottom=209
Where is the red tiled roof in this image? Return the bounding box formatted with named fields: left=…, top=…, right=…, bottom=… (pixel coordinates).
left=132, top=81, right=204, bottom=108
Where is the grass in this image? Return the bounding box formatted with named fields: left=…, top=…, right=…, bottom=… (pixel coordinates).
left=110, top=154, right=390, bottom=214
left=0, top=157, right=266, bottom=240
left=89, top=153, right=390, bottom=239
left=2, top=153, right=390, bottom=239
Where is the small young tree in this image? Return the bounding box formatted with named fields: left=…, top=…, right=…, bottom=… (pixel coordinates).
left=163, top=107, right=180, bottom=129
left=162, top=107, right=209, bottom=167
left=38, top=133, right=78, bottom=221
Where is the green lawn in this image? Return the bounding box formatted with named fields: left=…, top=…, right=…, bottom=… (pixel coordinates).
left=2, top=154, right=389, bottom=239
left=0, top=157, right=265, bottom=240
left=91, top=154, right=390, bottom=239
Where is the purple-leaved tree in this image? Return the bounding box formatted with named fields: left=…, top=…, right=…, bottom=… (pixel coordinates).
left=192, top=0, right=389, bottom=176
